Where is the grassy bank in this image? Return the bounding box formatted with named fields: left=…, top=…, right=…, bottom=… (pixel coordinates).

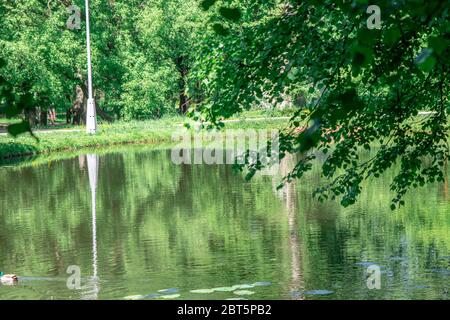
left=0, top=115, right=289, bottom=161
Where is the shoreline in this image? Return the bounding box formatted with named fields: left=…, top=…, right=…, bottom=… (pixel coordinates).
left=0, top=117, right=289, bottom=164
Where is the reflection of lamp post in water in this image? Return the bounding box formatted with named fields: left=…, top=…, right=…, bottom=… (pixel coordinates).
left=81, top=154, right=100, bottom=300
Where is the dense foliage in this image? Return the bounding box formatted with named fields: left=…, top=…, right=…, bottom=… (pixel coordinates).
left=0, top=0, right=206, bottom=128
left=196, top=0, right=450, bottom=208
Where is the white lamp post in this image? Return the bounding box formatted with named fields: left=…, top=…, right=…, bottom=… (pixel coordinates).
left=85, top=0, right=97, bottom=134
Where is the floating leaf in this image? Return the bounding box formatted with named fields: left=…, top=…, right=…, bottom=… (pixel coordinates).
left=232, top=284, right=254, bottom=290
left=123, top=295, right=145, bottom=300
left=159, top=294, right=180, bottom=299
left=303, top=290, right=334, bottom=295
left=212, top=287, right=236, bottom=292
left=158, top=288, right=179, bottom=294
left=233, top=290, right=255, bottom=296
left=190, top=289, right=215, bottom=294
left=252, top=282, right=272, bottom=287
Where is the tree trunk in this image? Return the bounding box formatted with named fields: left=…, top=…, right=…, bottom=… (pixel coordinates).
left=179, top=87, right=189, bottom=115
left=40, top=109, right=48, bottom=126
left=24, top=108, right=38, bottom=127
left=71, top=85, right=85, bottom=125
left=176, top=56, right=189, bottom=115
left=95, top=101, right=114, bottom=122
left=80, top=84, right=115, bottom=122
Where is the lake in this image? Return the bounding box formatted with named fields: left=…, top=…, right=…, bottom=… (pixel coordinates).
left=0, top=146, right=449, bottom=300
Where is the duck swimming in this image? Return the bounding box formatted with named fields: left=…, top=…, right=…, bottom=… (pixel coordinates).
left=0, top=272, right=18, bottom=284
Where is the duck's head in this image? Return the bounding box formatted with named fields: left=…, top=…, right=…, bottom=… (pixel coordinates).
left=0, top=272, right=3, bottom=277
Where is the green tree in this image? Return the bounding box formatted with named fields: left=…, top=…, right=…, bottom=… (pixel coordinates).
left=0, top=0, right=84, bottom=132
left=0, top=0, right=206, bottom=126
left=132, top=0, right=207, bottom=115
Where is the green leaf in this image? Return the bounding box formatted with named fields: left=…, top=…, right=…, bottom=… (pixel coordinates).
left=7, top=121, right=32, bottom=137
left=212, top=23, right=230, bottom=36
left=419, top=56, right=436, bottom=72
left=415, top=49, right=436, bottom=72
left=415, top=48, right=432, bottom=64
left=287, top=67, right=299, bottom=80
left=352, top=44, right=374, bottom=68
left=219, top=7, right=241, bottom=22
left=201, top=0, right=217, bottom=11
left=428, top=36, right=449, bottom=55
left=384, top=27, right=401, bottom=45
left=4, top=105, right=22, bottom=118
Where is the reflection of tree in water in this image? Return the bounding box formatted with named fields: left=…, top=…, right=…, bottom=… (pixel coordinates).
left=275, top=155, right=304, bottom=299
left=441, top=164, right=448, bottom=201
left=2, top=147, right=450, bottom=299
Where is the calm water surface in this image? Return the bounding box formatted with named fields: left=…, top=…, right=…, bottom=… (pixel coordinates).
left=0, top=146, right=449, bottom=300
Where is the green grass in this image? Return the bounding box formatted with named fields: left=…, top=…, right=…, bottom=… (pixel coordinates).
left=232, top=108, right=294, bottom=119
left=2, top=109, right=438, bottom=163
left=0, top=114, right=289, bottom=161
left=0, top=117, right=24, bottom=125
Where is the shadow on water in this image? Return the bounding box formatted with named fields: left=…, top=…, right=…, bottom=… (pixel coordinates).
left=0, top=142, right=39, bottom=166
